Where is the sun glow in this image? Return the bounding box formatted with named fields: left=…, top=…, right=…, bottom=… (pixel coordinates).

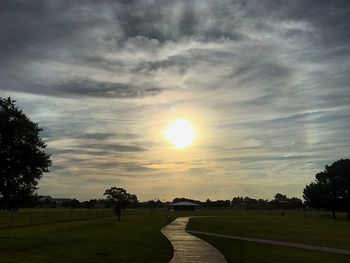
left=165, top=119, right=195, bottom=148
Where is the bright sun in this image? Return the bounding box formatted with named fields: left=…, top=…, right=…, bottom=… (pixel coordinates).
left=165, top=119, right=195, bottom=148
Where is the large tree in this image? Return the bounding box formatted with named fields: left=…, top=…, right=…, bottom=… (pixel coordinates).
left=272, top=193, right=303, bottom=209
left=0, top=97, right=51, bottom=211
left=104, top=187, right=137, bottom=221
left=303, top=159, right=350, bottom=219
left=273, top=193, right=289, bottom=209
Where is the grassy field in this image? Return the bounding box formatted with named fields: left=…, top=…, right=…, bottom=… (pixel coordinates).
left=0, top=212, right=172, bottom=263
left=1, top=208, right=350, bottom=262
left=187, top=212, right=350, bottom=249
left=194, top=234, right=350, bottom=263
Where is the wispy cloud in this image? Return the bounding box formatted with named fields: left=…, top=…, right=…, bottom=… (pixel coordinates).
left=1, top=0, right=349, bottom=200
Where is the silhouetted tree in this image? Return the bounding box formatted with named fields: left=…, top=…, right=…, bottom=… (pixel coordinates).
left=203, top=199, right=212, bottom=207
left=304, top=159, right=350, bottom=219
left=143, top=199, right=164, bottom=213
left=257, top=199, right=270, bottom=209
left=289, top=197, right=303, bottom=209
left=273, top=193, right=289, bottom=209
left=0, top=97, right=51, bottom=212
left=145, top=200, right=157, bottom=212
left=270, top=193, right=303, bottom=210
left=127, top=194, right=139, bottom=208
left=202, top=199, right=231, bottom=207
left=242, top=197, right=259, bottom=209
left=103, top=187, right=137, bottom=221
left=231, top=195, right=301, bottom=210
left=231, top=196, right=244, bottom=209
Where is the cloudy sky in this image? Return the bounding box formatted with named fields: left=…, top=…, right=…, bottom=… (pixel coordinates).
left=1, top=0, right=350, bottom=201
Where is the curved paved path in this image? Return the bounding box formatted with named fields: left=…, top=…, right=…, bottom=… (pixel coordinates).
left=188, top=230, right=350, bottom=256
left=161, top=217, right=227, bottom=263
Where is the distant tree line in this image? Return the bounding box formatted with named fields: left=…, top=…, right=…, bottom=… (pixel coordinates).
left=166, top=195, right=301, bottom=210
left=17, top=192, right=304, bottom=211
left=19, top=193, right=302, bottom=211
left=231, top=193, right=303, bottom=210
left=137, top=194, right=303, bottom=210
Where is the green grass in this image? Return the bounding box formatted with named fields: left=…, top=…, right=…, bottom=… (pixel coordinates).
left=0, top=213, right=172, bottom=263
left=1, top=209, right=350, bottom=262
left=0, top=209, right=116, bottom=228
left=187, top=213, right=350, bottom=249
left=194, top=234, right=350, bottom=263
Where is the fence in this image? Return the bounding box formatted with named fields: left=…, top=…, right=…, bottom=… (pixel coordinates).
left=0, top=208, right=343, bottom=229
left=0, top=208, right=116, bottom=229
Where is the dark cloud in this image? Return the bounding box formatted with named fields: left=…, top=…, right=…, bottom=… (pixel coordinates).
left=1, top=78, right=162, bottom=98
left=52, top=79, right=162, bottom=98
left=72, top=133, right=115, bottom=140
left=73, top=132, right=138, bottom=140
left=1, top=0, right=349, bottom=98
left=77, top=143, right=145, bottom=152
left=0, top=1, right=109, bottom=61
left=51, top=143, right=145, bottom=154
left=110, top=1, right=249, bottom=43
left=1, top=0, right=349, bottom=49
left=48, top=148, right=114, bottom=157
left=133, top=55, right=191, bottom=73
left=1, top=0, right=350, bottom=200
left=216, top=154, right=322, bottom=163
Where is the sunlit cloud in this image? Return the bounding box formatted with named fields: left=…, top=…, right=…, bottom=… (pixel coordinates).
left=1, top=0, right=350, bottom=200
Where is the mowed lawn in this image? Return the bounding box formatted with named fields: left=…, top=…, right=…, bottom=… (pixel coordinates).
left=1, top=209, right=350, bottom=263
left=0, top=213, right=172, bottom=263
left=187, top=213, right=350, bottom=263
left=187, top=212, right=350, bottom=249
left=194, top=235, right=350, bottom=263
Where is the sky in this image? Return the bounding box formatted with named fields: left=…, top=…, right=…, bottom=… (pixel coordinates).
left=1, top=0, right=350, bottom=201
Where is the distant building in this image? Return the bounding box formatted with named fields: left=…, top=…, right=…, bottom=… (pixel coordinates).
left=170, top=201, right=199, bottom=211
left=52, top=198, right=73, bottom=207
left=37, top=196, right=73, bottom=207
left=38, top=196, right=52, bottom=202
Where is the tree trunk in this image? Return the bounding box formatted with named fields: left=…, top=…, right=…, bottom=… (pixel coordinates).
left=118, top=212, right=121, bottom=221
left=331, top=209, right=336, bottom=219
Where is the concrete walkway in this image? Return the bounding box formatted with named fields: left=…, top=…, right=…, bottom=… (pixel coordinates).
left=161, top=217, right=227, bottom=263
left=188, top=230, right=350, bottom=256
